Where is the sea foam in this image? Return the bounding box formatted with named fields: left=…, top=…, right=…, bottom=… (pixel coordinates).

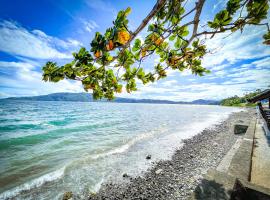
left=0, top=167, right=65, bottom=199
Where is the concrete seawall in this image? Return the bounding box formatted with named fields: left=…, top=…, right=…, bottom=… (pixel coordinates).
left=227, top=120, right=255, bottom=181
left=190, top=116, right=270, bottom=200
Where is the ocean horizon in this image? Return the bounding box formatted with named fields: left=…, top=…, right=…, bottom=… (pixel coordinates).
left=0, top=100, right=241, bottom=199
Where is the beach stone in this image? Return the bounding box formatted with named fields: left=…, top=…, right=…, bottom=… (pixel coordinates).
left=146, top=155, right=151, bottom=160
left=155, top=169, right=163, bottom=175
left=62, top=191, right=73, bottom=200
left=122, top=173, right=129, bottom=178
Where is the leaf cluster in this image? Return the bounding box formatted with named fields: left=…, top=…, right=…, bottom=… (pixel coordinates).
left=42, top=0, right=269, bottom=100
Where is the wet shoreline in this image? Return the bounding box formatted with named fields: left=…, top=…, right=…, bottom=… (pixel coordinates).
left=87, top=109, right=255, bottom=200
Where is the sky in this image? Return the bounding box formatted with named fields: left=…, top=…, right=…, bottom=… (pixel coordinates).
left=0, top=0, right=269, bottom=101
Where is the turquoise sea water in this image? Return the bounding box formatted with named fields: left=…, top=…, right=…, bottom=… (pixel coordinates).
left=0, top=100, right=241, bottom=199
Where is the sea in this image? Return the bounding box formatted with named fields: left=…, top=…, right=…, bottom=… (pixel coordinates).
left=0, top=100, right=241, bottom=199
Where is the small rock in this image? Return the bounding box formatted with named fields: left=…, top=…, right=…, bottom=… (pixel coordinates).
left=146, top=155, right=151, bottom=160
left=123, top=173, right=129, bottom=178
left=155, top=169, right=163, bottom=175
left=213, top=142, right=218, bottom=146
left=63, top=191, right=73, bottom=200
left=89, top=191, right=96, bottom=196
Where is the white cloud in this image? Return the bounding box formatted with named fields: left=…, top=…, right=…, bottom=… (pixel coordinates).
left=0, top=61, right=35, bottom=71
left=161, top=80, right=178, bottom=87
left=210, top=63, right=231, bottom=71
left=0, top=61, right=84, bottom=97
left=213, top=0, right=226, bottom=11
left=202, top=25, right=270, bottom=69
left=252, top=57, right=270, bottom=70
left=81, top=19, right=99, bottom=33
left=85, top=0, right=116, bottom=14
left=0, top=20, right=82, bottom=59
left=116, top=55, right=270, bottom=101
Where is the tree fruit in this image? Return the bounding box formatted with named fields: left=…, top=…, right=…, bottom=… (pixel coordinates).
left=151, top=34, right=163, bottom=46
left=118, top=31, right=130, bottom=45
left=94, top=51, right=102, bottom=58
left=106, top=40, right=114, bottom=51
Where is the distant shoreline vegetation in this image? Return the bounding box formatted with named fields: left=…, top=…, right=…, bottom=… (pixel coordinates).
left=220, top=89, right=263, bottom=107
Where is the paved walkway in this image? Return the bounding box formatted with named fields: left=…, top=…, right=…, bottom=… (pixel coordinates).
left=217, top=138, right=243, bottom=173
left=251, top=119, right=270, bottom=189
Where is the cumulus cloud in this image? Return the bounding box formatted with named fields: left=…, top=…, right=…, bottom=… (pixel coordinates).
left=0, top=20, right=82, bottom=59
left=0, top=61, right=83, bottom=97
left=202, top=25, right=270, bottom=69
left=116, top=55, right=270, bottom=102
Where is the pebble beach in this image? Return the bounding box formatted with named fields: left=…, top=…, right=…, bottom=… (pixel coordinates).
left=88, top=109, right=255, bottom=200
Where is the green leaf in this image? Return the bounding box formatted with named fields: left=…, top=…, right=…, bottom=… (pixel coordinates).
left=192, top=40, right=199, bottom=48
left=174, top=37, right=182, bottom=49
left=171, top=16, right=179, bottom=24
left=182, top=27, right=189, bottom=37
left=226, top=0, right=240, bottom=15
left=137, top=68, right=145, bottom=79
left=132, top=38, right=142, bottom=52
left=148, top=24, right=155, bottom=31
left=169, top=35, right=176, bottom=41
left=216, top=10, right=232, bottom=25
left=179, top=7, right=185, bottom=15
left=134, top=52, right=140, bottom=60
left=107, top=56, right=113, bottom=61
left=125, top=7, right=131, bottom=16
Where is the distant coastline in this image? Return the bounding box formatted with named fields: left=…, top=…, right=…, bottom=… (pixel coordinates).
left=1, top=92, right=220, bottom=105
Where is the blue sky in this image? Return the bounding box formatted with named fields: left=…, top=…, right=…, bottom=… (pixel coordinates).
left=0, top=0, right=269, bottom=101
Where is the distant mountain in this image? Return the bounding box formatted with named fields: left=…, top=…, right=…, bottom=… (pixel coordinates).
left=189, top=99, right=221, bottom=105
left=2, top=92, right=220, bottom=105
left=4, top=93, right=94, bottom=102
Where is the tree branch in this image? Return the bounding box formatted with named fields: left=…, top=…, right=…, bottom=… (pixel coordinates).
left=188, top=0, right=206, bottom=43
left=78, top=0, right=167, bottom=80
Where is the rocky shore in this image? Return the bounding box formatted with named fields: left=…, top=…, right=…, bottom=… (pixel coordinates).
left=85, top=109, right=255, bottom=200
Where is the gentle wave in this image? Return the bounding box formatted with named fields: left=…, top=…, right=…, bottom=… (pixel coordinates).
left=91, top=130, right=160, bottom=159
left=0, top=167, right=65, bottom=199
left=0, top=130, right=158, bottom=199
left=0, top=123, right=42, bottom=131
left=0, top=119, right=125, bottom=142
left=4, top=126, right=167, bottom=197
left=0, top=101, right=242, bottom=199
left=0, top=133, right=148, bottom=199
left=0, top=110, right=236, bottom=199
left=64, top=128, right=164, bottom=173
